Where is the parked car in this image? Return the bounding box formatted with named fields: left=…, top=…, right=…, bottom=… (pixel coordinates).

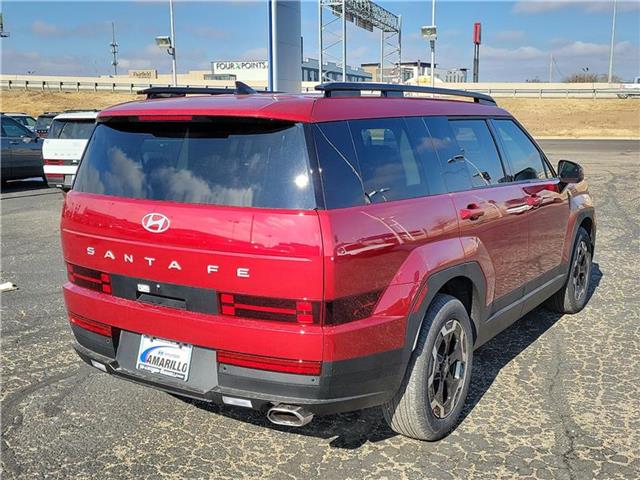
left=3, top=112, right=37, bottom=132
left=34, top=112, right=61, bottom=138
left=43, top=111, right=98, bottom=188
left=618, top=76, right=640, bottom=98
left=60, top=82, right=595, bottom=441
left=1, top=114, right=44, bottom=184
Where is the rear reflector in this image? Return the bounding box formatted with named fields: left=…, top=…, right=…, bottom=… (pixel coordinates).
left=90, top=360, right=108, bottom=372
left=67, top=263, right=112, bottom=294
left=222, top=396, right=253, bottom=408
left=219, top=293, right=320, bottom=325
left=218, top=351, right=321, bottom=376
left=69, top=313, right=113, bottom=337
left=46, top=173, right=64, bottom=180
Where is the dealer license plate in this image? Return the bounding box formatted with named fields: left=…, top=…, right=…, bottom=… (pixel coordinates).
left=136, top=335, right=193, bottom=381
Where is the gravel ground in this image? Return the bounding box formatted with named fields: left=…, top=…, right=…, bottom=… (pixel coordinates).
left=1, top=140, right=639, bottom=479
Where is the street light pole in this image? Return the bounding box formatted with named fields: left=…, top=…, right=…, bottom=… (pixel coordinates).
left=608, top=0, right=617, bottom=84
left=430, top=0, right=436, bottom=87
left=169, top=0, right=177, bottom=86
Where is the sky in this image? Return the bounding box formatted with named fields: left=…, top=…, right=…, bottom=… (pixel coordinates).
left=1, top=0, right=639, bottom=82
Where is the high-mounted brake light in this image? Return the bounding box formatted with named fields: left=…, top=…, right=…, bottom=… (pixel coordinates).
left=137, top=115, right=193, bottom=122
left=218, top=350, right=321, bottom=376
left=218, top=293, right=320, bottom=325
left=66, top=263, right=112, bottom=294
left=69, top=313, right=113, bottom=337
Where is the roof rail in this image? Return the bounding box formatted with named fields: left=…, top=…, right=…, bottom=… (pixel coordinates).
left=315, top=82, right=496, bottom=105
left=138, top=81, right=269, bottom=99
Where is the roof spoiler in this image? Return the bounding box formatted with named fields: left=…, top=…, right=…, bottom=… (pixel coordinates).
left=138, top=81, right=274, bottom=99
left=315, top=82, right=496, bottom=105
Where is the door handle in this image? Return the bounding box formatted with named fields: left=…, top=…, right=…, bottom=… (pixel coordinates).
left=9, top=140, right=20, bottom=145
left=527, top=194, right=543, bottom=208
left=460, top=203, right=486, bottom=220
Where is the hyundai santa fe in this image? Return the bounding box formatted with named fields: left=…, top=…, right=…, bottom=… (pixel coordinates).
left=61, top=82, right=595, bottom=440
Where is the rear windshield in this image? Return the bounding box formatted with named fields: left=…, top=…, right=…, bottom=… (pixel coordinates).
left=73, top=119, right=316, bottom=209
left=48, top=119, right=95, bottom=140
left=35, top=116, right=55, bottom=130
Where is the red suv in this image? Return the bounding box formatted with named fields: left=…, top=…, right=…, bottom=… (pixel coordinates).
left=61, top=82, right=595, bottom=440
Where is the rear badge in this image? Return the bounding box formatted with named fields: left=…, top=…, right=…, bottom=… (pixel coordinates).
left=141, top=213, right=170, bottom=233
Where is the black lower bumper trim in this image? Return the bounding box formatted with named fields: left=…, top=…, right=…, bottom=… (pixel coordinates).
left=72, top=339, right=404, bottom=415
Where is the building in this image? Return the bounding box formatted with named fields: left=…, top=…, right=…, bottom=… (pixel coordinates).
left=205, top=58, right=371, bottom=83
left=444, top=68, right=468, bottom=83
left=361, top=61, right=468, bottom=84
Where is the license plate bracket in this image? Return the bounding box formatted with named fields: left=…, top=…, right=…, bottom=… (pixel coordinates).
left=136, top=335, right=193, bottom=381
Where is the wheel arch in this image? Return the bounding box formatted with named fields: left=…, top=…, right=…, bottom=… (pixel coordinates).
left=404, top=262, right=488, bottom=358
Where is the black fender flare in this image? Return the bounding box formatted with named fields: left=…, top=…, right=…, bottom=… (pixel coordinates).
left=398, top=262, right=488, bottom=381
left=572, top=208, right=596, bottom=251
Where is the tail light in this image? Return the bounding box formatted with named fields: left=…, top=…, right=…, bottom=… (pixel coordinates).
left=218, top=290, right=382, bottom=326
left=44, top=159, right=64, bottom=165
left=218, top=293, right=320, bottom=325
left=324, top=290, right=382, bottom=325
left=46, top=173, right=64, bottom=181
left=66, top=263, right=112, bottom=294
left=218, top=350, right=321, bottom=375
left=69, top=312, right=113, bottom=337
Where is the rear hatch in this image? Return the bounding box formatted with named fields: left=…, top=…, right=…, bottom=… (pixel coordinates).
left=43, top=118, right=95, bottom=185
left=61, top=116, right=324, bottom=360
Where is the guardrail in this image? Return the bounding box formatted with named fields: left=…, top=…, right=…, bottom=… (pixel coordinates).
left=304, top=85, right=636, bottom=99
left=1, top=78, right=635, bottom=99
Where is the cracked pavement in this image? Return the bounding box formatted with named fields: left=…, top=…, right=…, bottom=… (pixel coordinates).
left=1, top=140, right=639, bottom=479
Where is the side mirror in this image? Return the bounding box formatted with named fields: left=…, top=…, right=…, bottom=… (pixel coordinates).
left=557, top=160, right=584, bottom=185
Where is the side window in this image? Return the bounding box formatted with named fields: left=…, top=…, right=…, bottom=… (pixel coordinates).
left=60, top=121, right=95, bottom=140
left=492, top=119, right=548, bottom=181
left=422, top=117, right=473, bottom=193
left=349, top=118, right=429, bottom=202
left=47, top=120, right=64, bottom=139
left=449, top=119, right=507, bottom=187
left=313, top=121, right=365, bottom=209
left=1, top=117, right=31, bottom=138
left=404, top=117, right=447, bottom=195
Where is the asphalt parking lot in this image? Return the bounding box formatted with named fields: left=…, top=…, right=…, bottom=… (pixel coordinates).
left=1, top=139, right=639, bottom=479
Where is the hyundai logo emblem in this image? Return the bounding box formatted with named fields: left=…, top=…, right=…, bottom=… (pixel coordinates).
left=141, top=213, right=170, bottom=233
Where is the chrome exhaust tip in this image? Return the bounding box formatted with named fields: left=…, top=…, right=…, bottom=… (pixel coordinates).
left=267, top=404, right=314, bottom=427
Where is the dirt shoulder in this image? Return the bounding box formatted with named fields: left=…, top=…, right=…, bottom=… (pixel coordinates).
left=2, top=90, right=638, bottom=139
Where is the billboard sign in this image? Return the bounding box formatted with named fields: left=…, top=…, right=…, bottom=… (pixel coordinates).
left=473, top=22, right=481, bottom=45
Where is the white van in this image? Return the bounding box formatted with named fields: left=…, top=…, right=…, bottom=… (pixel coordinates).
left=43, top=111, right=98, bottom=188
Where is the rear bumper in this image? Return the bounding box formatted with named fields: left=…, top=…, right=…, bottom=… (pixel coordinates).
left=72, top=327, right=404, bottom=415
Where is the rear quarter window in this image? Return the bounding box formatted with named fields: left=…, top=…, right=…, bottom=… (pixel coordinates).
left=74, top=119, right=316, bottom=209
left=59, top=120, right=95, bottom=140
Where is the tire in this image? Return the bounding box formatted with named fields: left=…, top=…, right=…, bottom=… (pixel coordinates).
left=382, top=294, right=474, bottom=441
left=545, top=227, right=592, bottom=314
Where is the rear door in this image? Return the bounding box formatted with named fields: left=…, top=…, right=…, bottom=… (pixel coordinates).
left=426, top=117, right=531, bottom=314
left=43, top=119, right=94, bottom=186
left=1, top=116, right=41, bottom=178
left=1, top=122, right=14, bottom=180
